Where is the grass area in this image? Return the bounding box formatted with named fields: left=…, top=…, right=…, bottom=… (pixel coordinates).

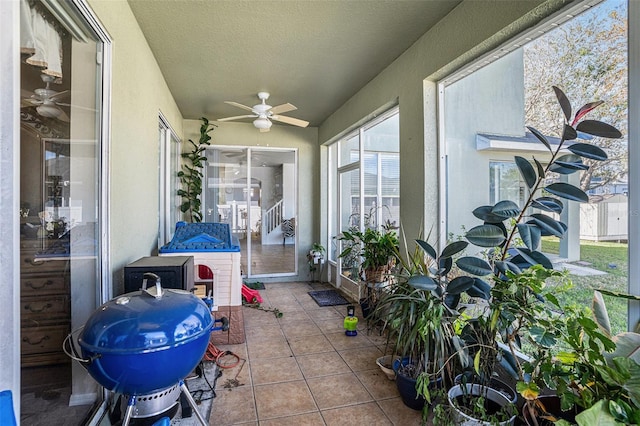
left=541, top=237, right=629, bottom=335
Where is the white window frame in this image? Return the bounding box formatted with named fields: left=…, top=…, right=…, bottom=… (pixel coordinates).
left=438, top=0, right=639, bottom=330
left=158, top=112, right=180, bottom=247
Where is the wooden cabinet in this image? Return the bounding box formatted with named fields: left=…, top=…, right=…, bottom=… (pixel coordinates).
left=20, top=238, right=70, bottom=367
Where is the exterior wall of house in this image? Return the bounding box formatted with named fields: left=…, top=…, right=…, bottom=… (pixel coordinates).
left=443, top=51, right=525, bottom=241
left=87, top=0, right=184, bottom=295
left=318, top=0, right=572, bottom=251
left=182, top=120, right=319, bottom=282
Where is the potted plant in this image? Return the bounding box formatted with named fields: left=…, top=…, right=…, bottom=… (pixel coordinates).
left=438, top=86, right=622, bottom=423
left=337, top=218, right=399, bottom=318
left=545, top=290, right=640, bottom=425
left=372, top=232, right=491, bottom=418
left=177, top=117, right=215, bottom=223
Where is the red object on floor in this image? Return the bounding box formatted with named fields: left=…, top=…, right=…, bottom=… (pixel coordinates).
left=241, top=284, right=263, bottom=304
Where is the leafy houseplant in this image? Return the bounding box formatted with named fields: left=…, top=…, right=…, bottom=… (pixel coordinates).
left=436, top=86, right=622, bottom=422
left=547, top=290, right=640, bottom=425
left=337, top=226, right=399, bottom=283
left=177, top=117, right=215, bottom=222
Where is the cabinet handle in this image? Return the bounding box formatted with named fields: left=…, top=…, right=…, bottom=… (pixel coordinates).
left=23, top=335, right=50, bottom=345
left=24, top=302, right=53, bottom=313
left=25, top=280, right=55, bottom=290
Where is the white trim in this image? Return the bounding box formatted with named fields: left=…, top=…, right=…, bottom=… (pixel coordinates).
left=628, top=0, right=639, bottom=330
left=0, top=0, right=22, bottom=418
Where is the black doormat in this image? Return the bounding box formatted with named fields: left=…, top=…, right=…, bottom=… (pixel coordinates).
left=308, top=290, right=349, bottom=307
left=244, top=281, right=265, bottom=290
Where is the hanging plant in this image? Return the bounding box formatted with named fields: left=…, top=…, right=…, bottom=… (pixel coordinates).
left=177, top=117, right=215, bottom=222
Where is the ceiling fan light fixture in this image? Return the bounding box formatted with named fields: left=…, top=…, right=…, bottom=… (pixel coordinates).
left=253, top=117, right=272, bottom=130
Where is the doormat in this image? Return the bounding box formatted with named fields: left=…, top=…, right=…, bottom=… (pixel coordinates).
left=244, top=281, right=265, bottom=290
left=308, top=290, right=349, bottom=307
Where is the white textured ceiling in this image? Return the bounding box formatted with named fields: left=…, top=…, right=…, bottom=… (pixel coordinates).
left=128, top=0, right=461, bottom=127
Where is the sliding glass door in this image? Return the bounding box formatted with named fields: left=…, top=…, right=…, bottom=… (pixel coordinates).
left=204, top=147, right=297, bottom=277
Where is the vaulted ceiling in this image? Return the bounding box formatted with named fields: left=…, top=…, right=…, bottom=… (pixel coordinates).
left=127, top=0, right=462, bottom=128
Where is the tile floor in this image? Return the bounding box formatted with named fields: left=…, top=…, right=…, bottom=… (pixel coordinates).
left=208, top=281, right=423, bottom=425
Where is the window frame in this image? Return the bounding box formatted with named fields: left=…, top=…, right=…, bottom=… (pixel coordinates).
left=437, top=0, right=639, bottom=330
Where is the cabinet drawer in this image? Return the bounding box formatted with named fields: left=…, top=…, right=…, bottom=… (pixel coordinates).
left=20, top=253, right=68, bottom=274
left=21, top=295, right=70, bottom=325
left=21, top=324, right=69, bottom=356
left=21, top=274, right=68, bottom=296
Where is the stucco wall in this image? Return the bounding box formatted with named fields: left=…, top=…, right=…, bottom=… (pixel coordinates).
left=182, top=120, right=319, bottom=282
left=87, top=0, right=184, bottom=295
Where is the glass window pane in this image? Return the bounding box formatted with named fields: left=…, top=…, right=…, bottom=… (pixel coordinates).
left=339, top=134, right=359, bottom=166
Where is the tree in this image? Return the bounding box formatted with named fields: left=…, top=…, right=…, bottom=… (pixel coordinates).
left=524, top=0, right=627, bottom=192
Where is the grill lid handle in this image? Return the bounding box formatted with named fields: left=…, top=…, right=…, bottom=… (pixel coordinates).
left=142, top=272, right=164, bottom=299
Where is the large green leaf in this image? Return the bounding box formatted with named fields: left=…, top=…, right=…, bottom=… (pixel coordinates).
left=495, top=261, right=522, bottom=275
left=531, top=197, right=564, bottom=214
left=529, top=325, right=557, bottom=347
left=576, top=400, right=625, bottom=426
left=593, top=290, right=612, bottom=336
left=407, top=275, right=437, bottom=291
left=568, top=142, right=608, bottom=161
left=416, top=239, right=437, bottom=260
left=530, top=214, right=567, bottom=238
left=467, top=278, right=491, bottom=300
left=440, top=240, right=469, bottom=259
left=456, top=256, right=493, bottom=276
left=545, top=182, right=589, bottom=203
left=527, top=126, right=552, bottom=152
left=472, top=205, right=505, bottom=223
left=514, top=248, right=554, bottom=269
left=465, top=224, right=506, bottom=247
left=515, top=156, right=537, bottom=189
left=553, top=86, right=572, bottom=122
left=491, top=200, right=521, bottom=219
left=447, top=276, right=475, bottom=295
left=607, top=333, right=640, bottom=365
left=563, top=124, right=578, bottom=141
left=550, top=154, right=588, bottom=175
left=576, top=119, right=623, bottom=139
left=517, top=223, right=541, bottom=251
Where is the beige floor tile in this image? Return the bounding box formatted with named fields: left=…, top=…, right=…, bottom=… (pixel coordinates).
left=321, top=402, right=392, bottom=425
left=287, top=334, right=333, bottom=356
left=216, top=357, right=252, bottom=388
left=246, top=336, right=293, bottom=360
left=244, top=325, right=284, bottom=342
left=209, top=384, right=257, bottom=425
left=306, top=372, right=373, bottom=410
left=355, top=369, right=400, bottom=400
left=250, top=356, right=303, bottom=385
left=258, top=412, right=325, bottom=426
left=281, top=322, right=323, bottom=338
left=325, top=330, right=375, bottom=350
left=338, top=346, right=383, bottom=372
left=377, top=397, right=423, bottom=425
left=296, top=351, right=351, bottom=378
left=306, top=307, right=345, bottom=321
left=254, top=380, right=317, bottom=419
left=277, top=310, right=311, bottom=322
left=313, top=318, right=347, bottom=334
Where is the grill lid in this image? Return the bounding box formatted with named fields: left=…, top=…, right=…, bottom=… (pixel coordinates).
left=79, top=276, right=212, bottom=354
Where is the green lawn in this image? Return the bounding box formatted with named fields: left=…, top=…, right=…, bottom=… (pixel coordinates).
left=541, top=238, right=629, bottom=335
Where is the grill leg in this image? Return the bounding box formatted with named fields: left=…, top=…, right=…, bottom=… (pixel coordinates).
left=121, top=395, right=136, bottom=426
left=180, top=381, right=207, bottom=426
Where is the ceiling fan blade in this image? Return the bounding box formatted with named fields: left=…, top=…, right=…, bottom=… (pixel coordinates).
left=224, top=101, right=254, bottom=112
left=56, top=108, right=70, bottom=122
left=217, top=114, right=256, bottom=122
left=49, top=90, right=70, bottom=101
left=269, top=103, right=297, bottom=115
left=271, top=115, right=309, bottom=128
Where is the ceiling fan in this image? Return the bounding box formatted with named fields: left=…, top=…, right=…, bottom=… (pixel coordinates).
left=21, top=74, right=70, bottom=122
left=218, top=92, right=309, bottom=132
